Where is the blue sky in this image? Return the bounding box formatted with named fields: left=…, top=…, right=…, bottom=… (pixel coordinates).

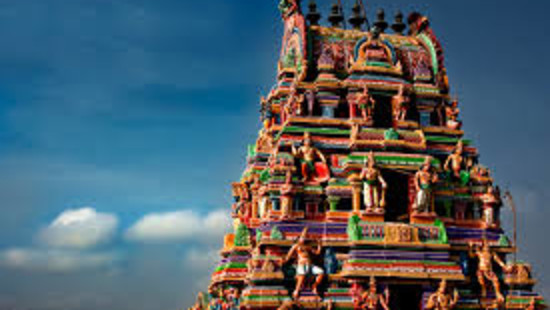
left=0, top=0, right=548, bottom=309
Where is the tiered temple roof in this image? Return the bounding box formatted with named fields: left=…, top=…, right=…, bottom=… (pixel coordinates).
left=189, top=1, right=546, bottom=310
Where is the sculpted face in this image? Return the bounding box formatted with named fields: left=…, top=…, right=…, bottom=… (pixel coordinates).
left=438, top=280, right=447, bottom=293
left=422, top=160, right=431, bottom=172
left=368, top=152, right=376, bottom=169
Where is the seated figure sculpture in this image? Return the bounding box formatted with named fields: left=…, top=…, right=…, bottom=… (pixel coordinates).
left=284, top=228, right=324, bottom=299
left=360, top=152, right=387, bottom=213
left=425, top=280, right=459, bottom=310
left=353, top=276, right=390, bottom=310
left=291, top=132, right=328, bottom=183
left=413, top=157, right=438, bottom=213
left=469, top=239, right=511, bottom=304
left=444, top=141, right=465, bottom=180
left=445, top=99, right=462, bottom=130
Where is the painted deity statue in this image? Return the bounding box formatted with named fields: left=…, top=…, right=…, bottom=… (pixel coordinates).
left=278, top=0, right=299, bottom=19
left=444, top=141, right=465, bottom=179
left=481, top=186, right=500, bottom=228
left=392, top=84, right=409, bottom=123
left=425, top=280, right=459, bottom=310
left=357, top=85, right=376, bottom=122
left=305, top=89, right=316, bottom=117
left=445, top=99, right=461, bottom=130
left=280, top=156, right=296, bottom=220
left=414, top=158, right=438, bottom=213
left=291, top=132, right=327, bottom=182
left=469, top=240, right=511, bottom=303
left=360, top=152, right=387, bottom=212
left=256, top=127, right=275, bottom=153
left=353, top=277, right=390, bottom=310
left=284, top=228, right=324, bottom=299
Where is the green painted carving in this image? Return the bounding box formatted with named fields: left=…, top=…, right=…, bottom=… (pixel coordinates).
left=498, top=234, right=510, bottom=247
left=282, top=48, right=296, bottom=68
left=247, top=144, right=256, bottom=158
left=235, top=223, right=251, bottom=247
left=347, top=214, right=362, bottom=241
left=270, top=225, right=284, bottom=240
left=384, top=128, right=399, bottom=141
left=434, top=219, right=448, bottom=244
left=256, top=229, right=263, bottom=244
left=259, top=169, right=270, bottom=183
left=327, top=196, right=340, bottom=212
left=460, top=170, right=470, bottom=186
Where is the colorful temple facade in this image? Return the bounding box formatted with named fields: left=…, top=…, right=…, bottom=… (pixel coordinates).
left=189, top=1, right=546, bottom=309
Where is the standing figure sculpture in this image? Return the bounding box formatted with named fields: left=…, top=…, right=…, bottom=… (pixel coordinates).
left=284, top=228, right=324, bottom=299
left=357, top=85, right=376, bottom=122
left=360, top=152, right=387, bottom=212
left=305, top=89, right=316, bottom=117
left=353, top=277, right=390, bottom=310
left=481, top=186, right=500, bottom=228
left=425, top=280, right=459, bottom=310
left=469, top=240, right=510, bottom=303
left=413, top=157, right=438, bottom=213
left=392, top=85, right=409, bottom=123
left=291, top=132, right=327, bottom=182
left=444, top=141, right=465, bottom=179
left=445, top=99, right=462, bottom=130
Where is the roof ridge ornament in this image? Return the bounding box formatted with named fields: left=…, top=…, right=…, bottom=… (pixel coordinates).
left=328, top=1, right=344, bottom=28
left=306, top=0, right=321, bottom=25
left=279, top=0, right=301, bottom=20
left=349, top=0, right=366, bottom=30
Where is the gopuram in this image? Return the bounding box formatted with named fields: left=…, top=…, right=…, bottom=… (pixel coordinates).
left=189, top=1, right=547, bottom=309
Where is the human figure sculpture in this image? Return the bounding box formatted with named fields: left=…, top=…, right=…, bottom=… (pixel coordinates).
left=468, top=240, right=511, bottom=303
left=318, top=44, right=335, bottom=68
left=527, top=298, right=537, bottom=310
left=289, top=84, right=305, bottom=116
left=291, top=132, right=327, bottom=182
left=360, top=152, right=387, bottom=212
left=481, top=186, right=500, bottom=228
left=414, top=158, right=438, bottom=213
left=350, top=124, right=360, bottom=147
left=256, top=127, right=275, bottom=153
left=305, top=89, right=316, bottom=117
left=278, top=0, right=299, bottom=19
left=445, top=99, right=461, bottom=130
left=284, top=228, right=324, bottom=299
left=280, top=160, right=295, bottom=220
left=425, top=280, right=459, bottom=310
left=444, top=141, right=465, bottom=179
left=353, top=277, right=390, bottom=310
left=357, top=85, right=376, bottom=122
left=392, top=85, right=409, bottom=123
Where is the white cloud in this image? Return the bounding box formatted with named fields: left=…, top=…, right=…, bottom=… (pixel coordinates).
left=125, top=209, right=231, bottom=243
left=0, top=248, right=119, bottom=273
left=38, top=207, right=118, bottom=249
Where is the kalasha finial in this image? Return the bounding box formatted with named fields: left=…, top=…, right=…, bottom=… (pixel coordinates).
left=328, top=2, right=344, bottom=28
left=373, top=8, right=388, bottom=33
left=349, top=1, right=366, bottom=30
left=306, top=0, right=321, bottom=26
left=391, top=11, right=406, bottom=34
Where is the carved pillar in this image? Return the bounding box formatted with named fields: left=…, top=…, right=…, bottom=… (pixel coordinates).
left=327, top=196, right=340, bottom=212
left=351, top=180, right=362, bottom=214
